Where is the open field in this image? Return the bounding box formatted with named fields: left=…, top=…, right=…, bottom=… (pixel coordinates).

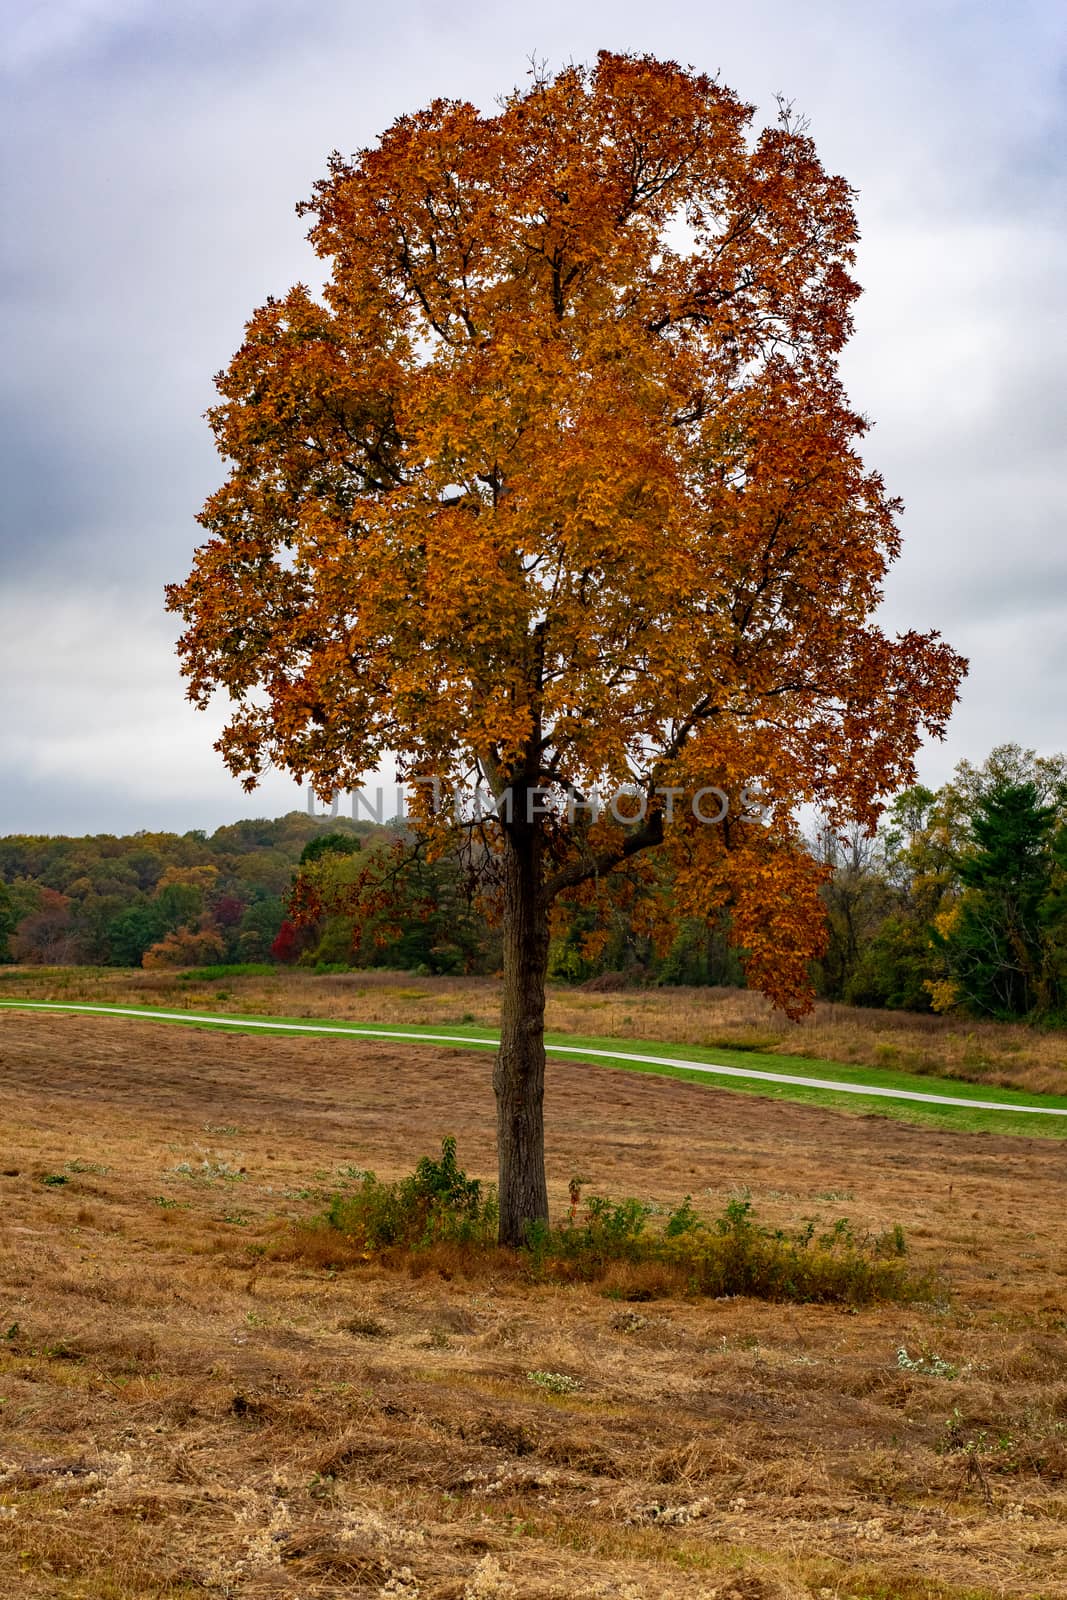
left=2, top=1010, right=1067, bottom=1597
left=2, top=960, right=1067, bottom=1100
left=5, top=998, right=1067, bottom=1141
left=2, top=967, right=1066, bottom=1099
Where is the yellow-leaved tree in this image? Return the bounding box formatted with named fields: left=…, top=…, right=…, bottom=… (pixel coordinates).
left=167, top=53, right=965, bottom=1243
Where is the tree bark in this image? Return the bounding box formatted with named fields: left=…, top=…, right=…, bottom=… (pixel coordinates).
left=493, top=823, right=550, bottom=1246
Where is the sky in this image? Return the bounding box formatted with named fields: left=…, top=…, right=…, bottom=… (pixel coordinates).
left=1, top=0, right=1064, bottom=836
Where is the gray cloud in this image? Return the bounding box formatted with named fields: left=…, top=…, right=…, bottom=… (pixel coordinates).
left=2, top=0, right=1065, bottom=830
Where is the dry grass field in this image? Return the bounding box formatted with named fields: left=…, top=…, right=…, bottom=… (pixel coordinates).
left=1, top=1007, right=1066, bottom=1598
left=3, top=967, right=1067, bottom=1096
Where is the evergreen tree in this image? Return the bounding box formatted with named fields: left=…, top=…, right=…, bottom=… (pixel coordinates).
left=938, top=781, right=1057, bottom=1017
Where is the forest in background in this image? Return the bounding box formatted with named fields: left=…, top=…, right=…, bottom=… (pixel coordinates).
left=1, top=743, right=1065, bottom=1026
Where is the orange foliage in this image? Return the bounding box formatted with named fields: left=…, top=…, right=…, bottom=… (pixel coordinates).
left=142, top=922, right=226, bottom=970
left=168, top=52, right=965, bottom=1017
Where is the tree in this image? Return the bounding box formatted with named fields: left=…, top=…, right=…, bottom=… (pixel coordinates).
left=153, top=864, right=218, bottom=928
left=299, top=830, right=363, bottom=867
left=106, top=903, right=168, bottom=967
left=142, top=922, right=227, bottom=970
left=270, top=918, right=304, bottom=965
left=809, top=821, right=895, bottom=1001
left=1, top=880, right=47, bottom=962
left=10, top=888, right=83, bottom=965
left=1040, top=824, right=1067, bottom=1016
left=167, top=53, right=964, bottom=1243
left=236, top=894, right=287, bottom=961
left=0, top=881, right=17, bottom=962
left=949, top=743, right=1067, bottom=820
left=935, top=781, right=1058, bottom=1018
left=289, top=834, right=497, bottom=973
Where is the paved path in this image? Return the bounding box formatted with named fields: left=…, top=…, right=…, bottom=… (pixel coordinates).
left=3, top=998, right=1066, bottom=1118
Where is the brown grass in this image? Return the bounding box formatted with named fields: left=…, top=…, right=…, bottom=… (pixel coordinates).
left=4, top=964, right=1066, bottom=1095
left=0, top=1008, right=1066, bottom=1596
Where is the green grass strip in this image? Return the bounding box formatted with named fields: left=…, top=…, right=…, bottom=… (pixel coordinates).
left=2, top=997, right=1066, bottom=1139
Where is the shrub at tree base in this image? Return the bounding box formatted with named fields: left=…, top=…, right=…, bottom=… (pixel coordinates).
left=286, top=1141, right=935, bottom=1308
left=324, top=1136, right=498, bottom=1250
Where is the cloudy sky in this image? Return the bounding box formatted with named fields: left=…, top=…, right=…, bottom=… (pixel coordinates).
left=2, top=0, right=1064, bottom=835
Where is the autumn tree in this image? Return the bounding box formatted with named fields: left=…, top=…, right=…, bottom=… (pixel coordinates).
left=167, top=53, right=964, bottom=1243
left=9, top=888, right=82, bottom=966
left=142, top=922, right=227, bottom=970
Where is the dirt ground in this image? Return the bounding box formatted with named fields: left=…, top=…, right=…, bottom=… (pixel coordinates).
left=0, top=1009, right=1066, bottom=1598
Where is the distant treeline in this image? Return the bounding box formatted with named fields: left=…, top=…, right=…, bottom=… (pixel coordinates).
left=2, top=743, right=1065, bottom=1024
left=0, top=813, right=381, bottom=972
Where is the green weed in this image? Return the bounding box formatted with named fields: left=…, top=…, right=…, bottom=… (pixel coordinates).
left=322, top=1136, right=498, bottom=1249
left=180, top=962, right=276, bottom=980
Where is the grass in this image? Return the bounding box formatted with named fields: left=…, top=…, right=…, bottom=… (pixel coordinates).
left=178, top=961, right=277, bottom=981
left=2, top=964, right=1065, bottom=1096
left=1, top=1007, right=1066, bottom=1595
left=4, top=994, right=1067, bottom=1138
left=536, top=1027, right=1067, bottom=1137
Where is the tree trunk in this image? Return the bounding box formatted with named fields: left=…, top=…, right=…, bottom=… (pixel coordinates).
left=494, top=826, right=550, bottom=1246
